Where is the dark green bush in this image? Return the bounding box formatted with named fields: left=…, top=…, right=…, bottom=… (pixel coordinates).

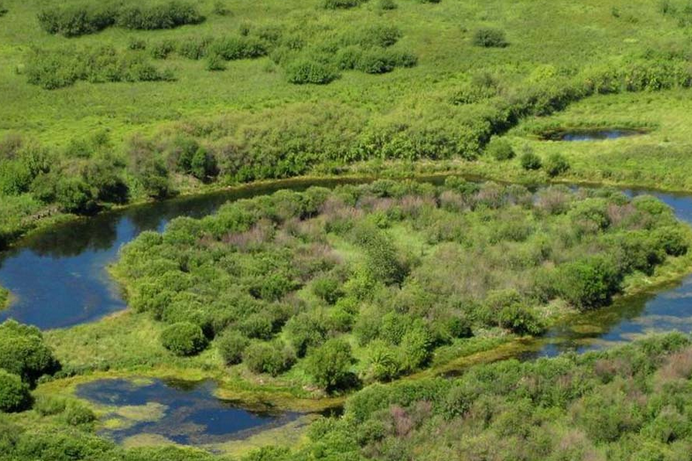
left=544, top=153, right=570, bottom=177
left=286, top=59, right=339, bottom=84
left=37, top=3, right=117, bottom=37
left=178, top=37, right=212, bottom=59
left=0, top=320, right=58, bottom=383
left=243, top=342, right=295, bottom=376
left=62, top=402, right=96, bottom=426
left=305, top=338, right=355, bottom=391
left=217, top=331, right=250, bottom=365
left=150, top=40, right=176, bottom=59
left=210, top=37, right=268, bottom=60
left=324, top=0, right=365, bottom=9
left=520, top=151, right=542, bottom=170
left=0, top=370, right=31, bottom=413
left=116, top=1, right=204, bottom=30
left=472, top=28, right=508, bottom=48
left=486, top=137, right=515, bottom=161
left=556, top=256, right=622, bottom=309
left=0, top=3, right=7, bottom=17
left=206, top=54, right=227, bottom=71
left=160, top=322, right=208, bottom=356
left=378, top=0, right=397, bottom=10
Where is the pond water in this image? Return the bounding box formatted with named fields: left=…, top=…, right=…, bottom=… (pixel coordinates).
left=1, top=177, right=692, bottom=360
left=75, top=378, right=300, bottom=445
left=545, top=129, right=643, bottom=141
left=0, top=178, right=364, bottom=329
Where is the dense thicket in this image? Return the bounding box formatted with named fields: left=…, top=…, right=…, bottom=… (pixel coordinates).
left=267, top=333, right=692, bottom=461
left=113, top=180, right=689, bottom=390
left=37, top=1, right=204, bottom=37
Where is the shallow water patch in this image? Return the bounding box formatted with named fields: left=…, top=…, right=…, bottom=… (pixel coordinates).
left=75, top=378, right=301, bottom=446
left=542, top=128, right=645, bottom=141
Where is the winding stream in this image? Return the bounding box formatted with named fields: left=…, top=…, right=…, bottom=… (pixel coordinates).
left=1, top=176, right=692, bottom=443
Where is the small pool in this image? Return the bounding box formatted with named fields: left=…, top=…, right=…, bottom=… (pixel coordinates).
left=75, top=378, right=300, bottom=445
left=544, top=129, right=644, bottom=141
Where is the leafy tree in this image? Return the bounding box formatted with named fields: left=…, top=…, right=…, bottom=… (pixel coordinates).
left=486, top=137, right=515, bottom=161
left=305, top=338, right=355, bottom=391
left=556, top=256, right=622, bottom=309
left=243, top=341, right=295, bottom=376
left=160, top=322, right=208, bottom=356
left=0, top=320, right=58, bottom=383
left=217, top=331, right=250, bottom=365
left=0, top=370, right=31, bottom=413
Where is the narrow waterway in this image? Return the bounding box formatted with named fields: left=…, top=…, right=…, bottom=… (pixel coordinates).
left=1, top=178, right=691, bottom=358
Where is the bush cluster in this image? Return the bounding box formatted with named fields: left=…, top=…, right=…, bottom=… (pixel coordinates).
left=160, top=322, right=208, bottom=356
left=25, top=46, right=173, bottom=90
left=113, top=181, right=688, bottom=388
left=38, top=1, right=203, bottom=37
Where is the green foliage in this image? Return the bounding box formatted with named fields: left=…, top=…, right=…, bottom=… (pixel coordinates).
left=217, top=331, right=249, bottom=365
left=286, top=59, right=339, bottom=85
left=0, top=320, right=58, bottom=383
left=305, top=338, right=355, bottom=391
left=486, top=137, right=515, bottom=161
left=377, top=0, right=397, bottom=10
left=472, top=28, right=508, bottom=48
left=243, top=341, right=295, bottom=376
left=556, top=256, right=622, bottom=309
left=520, top=150, right=543, bottom=170
left=37, top=1, right=203, bottom=37
left=323, top=0, right=365, bottom=9
left=0, top=370, right=31, bottom=413
left=160, top=322, right=208, bottom=356
left=544, top=152, right=571, bottom=177
left=25, top=46, right=173, bottom=90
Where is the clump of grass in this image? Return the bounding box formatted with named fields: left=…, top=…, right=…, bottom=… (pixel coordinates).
left=472, top=28, right=508, bottom=48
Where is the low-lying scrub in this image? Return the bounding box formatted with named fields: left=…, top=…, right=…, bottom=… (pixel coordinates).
left=37, top=0, right=203, bottom=37
left=112, top=180, right=689, bottom=391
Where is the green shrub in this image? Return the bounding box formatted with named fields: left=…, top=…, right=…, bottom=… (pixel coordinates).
left=212, top=1, right=230, bottom=16
left=497, top=303, right=544, bottom=335
left=206, top=54, right=227, bottom=71
left=33, top=396, right=67, bottom=416
left=37, top=4, right=117, bottom=37
left=62, top=402, right=96, bottom=426
left=210, top=37, right=268, bottom=60
left=160, top=322, right=208, bottom=356
left=356, top=50, right=396, bottom=74
left=324, top=0, right=364, bottom=9
left=0, top=3, right=7, bottom=17
left=217, top=331, right=249, bottom=365
left=305, top=338, right=355, bottom=391
left=544, top=153, right=571, bottom=177
left=116, top=1, right=204, bottom=30
left=472, top=28, right=508, bottom=48
left=243, top=342, right=295, bottom=376
left=286, top=59, right=339, bottom=84
left=0, top=320, right=58, bottom=382
left=520, top=151, right=542, bottom=170
left=378, top=0, right=397, bottom=10
left=150, top=40, right=176, bottom=59
left=0, top=370, right=31, bottom=413
left=486, top=137, right=515, bottom=161
left=178, top=37, right=212, bottom=59
left=556, top=256, right=622, bottom=310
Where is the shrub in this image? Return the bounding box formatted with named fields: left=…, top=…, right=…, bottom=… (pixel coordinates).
left=378, top=0, right=397, bottom=10
left=206, top=54, right=227, bottom=71
left=210, top=37, right=268, bottom=61
left=286, top=59, right=339, bottom=84
left=497, top=303, right=544, bottom=335
left=486, top=137, right=514, bottom=161
left=356, top=50, right=396, bottom=74
left=556, top=256, right=622, bottom=310
left=472, top=28, right=508, bottom=48
left=160, top=322, right=208, bottom=356
left=212, top=1, right=230, bottom=16
left=544, top=153, right=570, bottom=177
left=116, top=1, right=204, bottom=30
left=324, top=0, right=364, bottom=9
left=305, top=338, right=355, bottom=391
left=356, top=25, right=402, bottom=48
left=178, top=37, right=212, bottom=60
left=0, top=320, right=58, bottom=383
left=150, top=40, right=176, bottom=59
left=243, top=342, right=295, bottom=376
left=312, top=276, right=344, bottom=305
left=217, top=331, right=249, bottom=365
left=62, top=402, right=96, bottom=426
left=520, top=151, right=542, bottom=170
left=37, top=4, right=117, bottom=37
left=0, top=3, right=7, bottom=17
left=0, top=370, right=31, bottom=413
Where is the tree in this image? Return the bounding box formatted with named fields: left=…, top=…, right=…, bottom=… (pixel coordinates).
left=160, top=322, right=208, bottom=356
left=216, top=331, right=249, bottom=365
left=0, top=370, right=31, bottom=413
left=0, top=320, right=58, bottom=383
left=305, top=338, right=355, bottom=392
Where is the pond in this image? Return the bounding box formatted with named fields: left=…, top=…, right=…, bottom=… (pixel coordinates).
left=75, top=378, right=301, bottom=446
left=543, top=129, right=644, bottom=141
